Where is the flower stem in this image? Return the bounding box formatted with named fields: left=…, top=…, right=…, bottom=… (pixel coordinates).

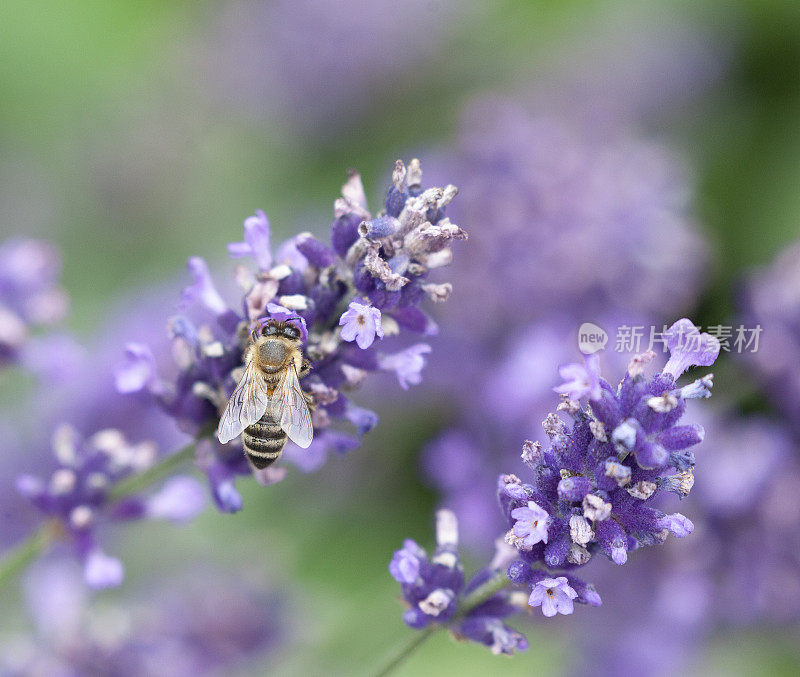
left=371, top=571, right=511, bottom=677
left=107, top=438, right=200, bottom=501
left=0, top=433, right=209, bottom=590
left=457, top=570, right=511, bottom=618
left=0, top=520, right=60, bottom=590
left=371, top=626, right=437, bottom=677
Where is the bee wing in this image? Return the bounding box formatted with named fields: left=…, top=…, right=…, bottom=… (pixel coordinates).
left=217, top=357, right=270, bottom=444
left=269, top=361, right=313, bottom=449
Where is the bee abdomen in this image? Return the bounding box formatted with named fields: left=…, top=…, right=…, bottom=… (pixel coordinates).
left=243, top=416, right=286, bottom=470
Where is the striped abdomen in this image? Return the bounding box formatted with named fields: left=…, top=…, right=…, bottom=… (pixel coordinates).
left=243, top=410, right=286, bottom=470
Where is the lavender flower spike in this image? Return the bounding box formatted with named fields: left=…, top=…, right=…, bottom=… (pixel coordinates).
left=498, top=319, right=718, bottom=612
left=389, top=509, right=528, bottom=655
left=117, top=160, right=466, bottom=509
left=16, top=425, right=206, bottom=588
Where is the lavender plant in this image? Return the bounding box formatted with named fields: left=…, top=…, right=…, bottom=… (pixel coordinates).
left=15, top=426, right=205, bottom=588
left=388, top=510, right=529, bottom=658
left=116, top=159, right=465, bottom=512
left=419, top=88, right=711, bottom=544
left=573, top=409, right=800, bottom=676
left=387, top=319, right=720, bottom=662
left=0, top=159, right=466, bottom=592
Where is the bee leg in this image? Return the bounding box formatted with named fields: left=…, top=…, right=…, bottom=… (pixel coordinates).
left=298, top=359, right=315, bottom=410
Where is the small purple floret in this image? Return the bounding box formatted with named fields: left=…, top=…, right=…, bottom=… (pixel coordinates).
left=339, top=301, right=383, bottom=349
left=663, top=318, right=721, bottom=379
left=227, top=209, right=272, bottom=271
left=554, top=353, right=601, bottom=401
left=528, top=577, right=578, bottom=617
left=510, top=502, right=549, bottom=548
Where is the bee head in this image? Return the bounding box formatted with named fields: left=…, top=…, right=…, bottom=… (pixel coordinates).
left=250, top=319, right=303, bottom=345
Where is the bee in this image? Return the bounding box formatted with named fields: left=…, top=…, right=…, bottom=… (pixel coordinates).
left=217, top=318, right=313, bottom=470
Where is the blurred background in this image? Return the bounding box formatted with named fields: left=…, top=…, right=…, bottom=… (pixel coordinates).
left=1, top=0, right=800, bottom=674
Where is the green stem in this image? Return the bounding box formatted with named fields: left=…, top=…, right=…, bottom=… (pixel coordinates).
left=371, top=626, right=436, bottom=677
left=0, top=521, right=60, bottom=590
left=371, top=570, right=511, bottom=677
left=0, top=432, right=209, bottom=590
left=108, top=438, right=200, bottom=501
left=457, top=570, right=511, bottom=618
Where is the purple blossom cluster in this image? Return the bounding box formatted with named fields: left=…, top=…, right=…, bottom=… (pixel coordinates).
left=116, top=159, right=466, bottom=512
left=389, top=509, right=529, bottom=655
left=391, top=319, right=721, bottom=651
left=0, top=238, right=69, bottom=368
left=420, top=88, right=711, bottom=545
left=573, top=409, right=800, bottom=676
left=497, top=319, right=719, bottom=614
left=15, top=426, right=205, bottom=589
left=2, top=560, right=283, bottom=676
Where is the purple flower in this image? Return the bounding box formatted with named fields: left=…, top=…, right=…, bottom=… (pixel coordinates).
left=528, top=577, right=578, bottom=617
left=227, top=209, right=272, bottom=270
left=83, top=549, right=124, bottom=589
left=339, top=301, right=383, bottom=349
left=497, top=320, right=718, bottom=608
left=458, top=617, right=529, bottom=656
left=658, top=512, right=694, bottom=538
left=15, top=425, right=206, bottom=588
left=379, top=344, right=432, bottom=390
left=389, top=510, right=529, bottom=654
left=117, top=160, right=466, bottom=509
left=114, top=343, right=160, bottom=394
left=554, top=353, right=601, bottom=401
left=389, top=540, right=423, bottom=585
left=662, top=319, right=721, bottom=379
left=181, top=257, right=230, bottom=318
left=510, top=501, right=549, bottom=549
